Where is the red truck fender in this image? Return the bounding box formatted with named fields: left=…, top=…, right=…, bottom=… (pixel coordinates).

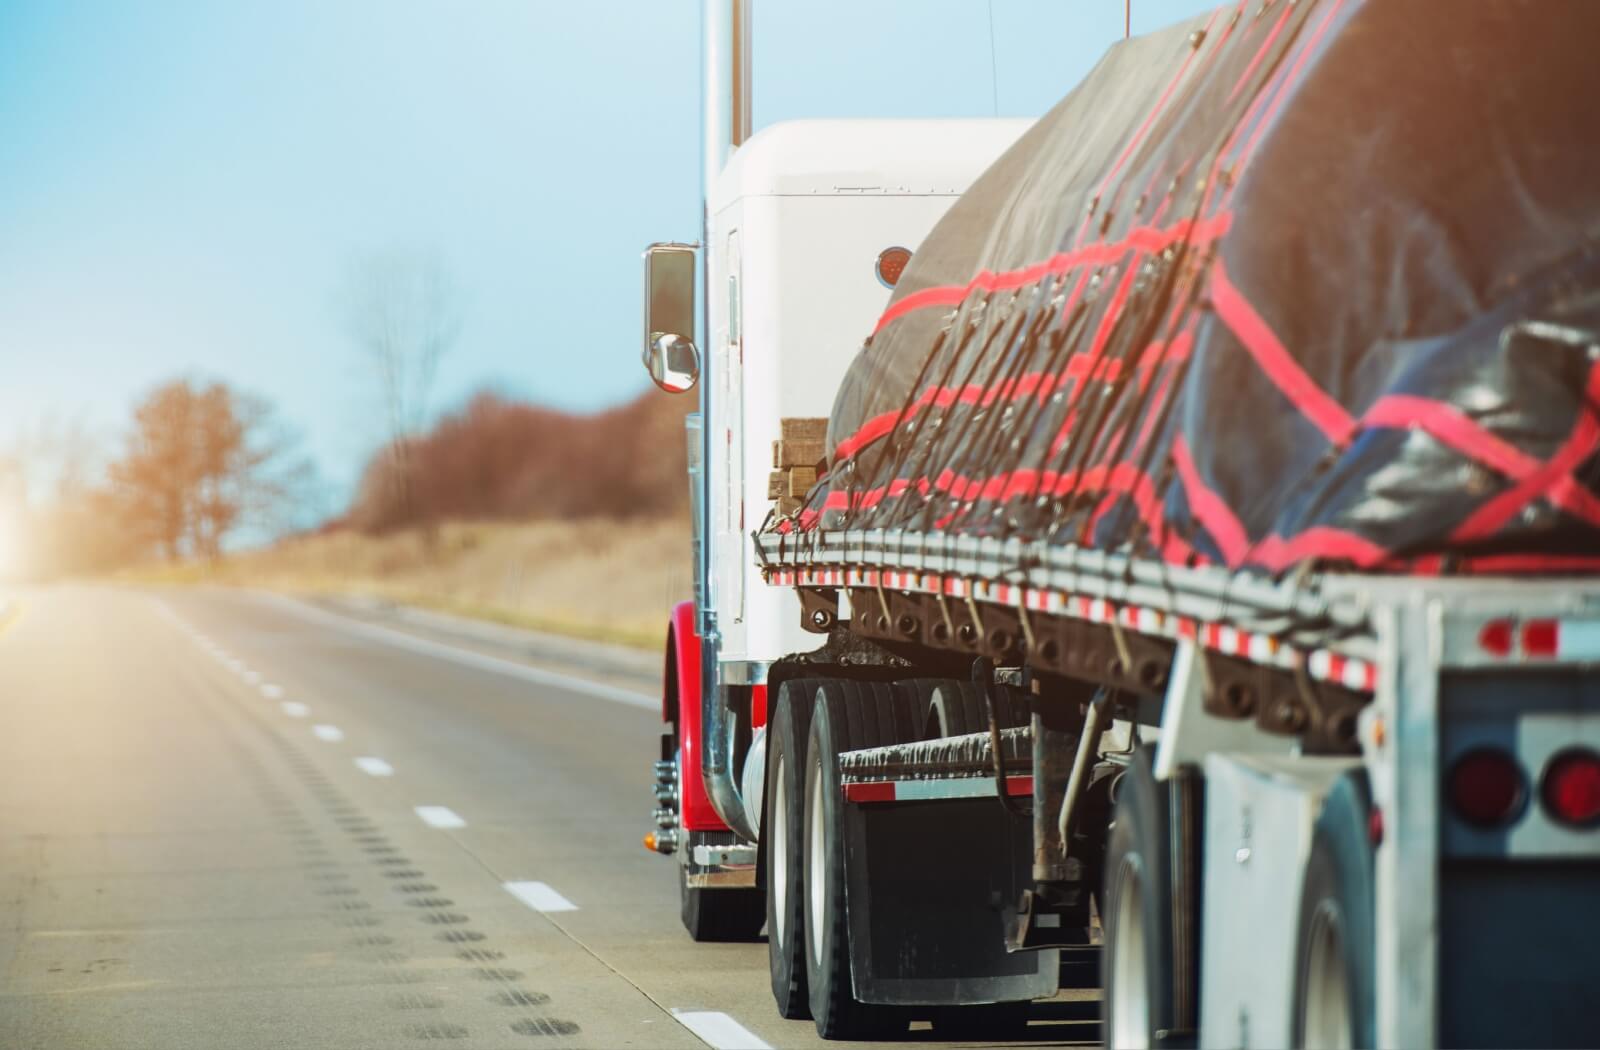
left=664, top=601, right=730, bottom=832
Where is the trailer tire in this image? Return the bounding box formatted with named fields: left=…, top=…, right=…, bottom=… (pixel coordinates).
left=899, top=678, right=1026, bottom=739
left=1103, top=748, right=1176, bottom=1050
left=804, top=680, right=907, bottom=1040
left=1292, top=774, right=1375, bottom=1050
left=765, top=678, right=820, bottom=1019
left=679, top=838, right=765, bottom=942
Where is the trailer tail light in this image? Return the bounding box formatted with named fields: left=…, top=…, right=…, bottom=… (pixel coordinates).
left=1521, top=618, right=1559, bottom=658
left=1478, top=619, right=1514, bottom=657
left=1540, top=748, right=1600, bottom=828
left=1474, top=616, right=1600, bottom=661
left=1447, top=748, right=1526, bottom=828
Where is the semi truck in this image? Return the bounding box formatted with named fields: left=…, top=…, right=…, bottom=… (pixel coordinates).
left=641, top=2, right=1600, bottom=1045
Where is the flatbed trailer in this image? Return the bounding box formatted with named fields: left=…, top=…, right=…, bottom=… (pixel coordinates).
left=753, top=527, right=1600, bottom=1046
left=637, top=1, right=1600, bottom=1044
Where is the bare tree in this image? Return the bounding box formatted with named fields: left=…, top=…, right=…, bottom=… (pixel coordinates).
left=341, top=248, right=463, bottom=530
left=109, top=380, right=316, bottom=561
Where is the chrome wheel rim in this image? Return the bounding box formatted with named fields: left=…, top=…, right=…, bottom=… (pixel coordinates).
left=1109, top=860, right=1149, bottom=1050
left=1301, top=905, right=1352, bottom=1050
left=807, top=759, right=826, bottom=966
left=772, top=754, right=789, bottom=946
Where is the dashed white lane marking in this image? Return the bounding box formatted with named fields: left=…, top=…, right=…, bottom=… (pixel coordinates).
left=226, top=658, right=244, bottom=673
left=263, top=593, right=654, bottom=709
left=242, top=669, right=261, bottom=685
left=669, top=1010, right=772, bottom=1050
left=260, top=683, right=284, bottom=700
left=281, top=701, right=309, bottom=718
left=312, top=724, right=344, bottom=742
left=414, top=805, right=466, bottom=829
left=503, top=880, right=578, bottom=914
left=354, top=757, right=394, bottom=777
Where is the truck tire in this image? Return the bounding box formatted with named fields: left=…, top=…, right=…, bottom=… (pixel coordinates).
left=1103, top=748, right=1177, bottom=1050
left=680, top=834, right=765, bottom=942
left=804, top=679, right=910, bottom=1039
left=900, top=678, right=1025, bottom=739
left=765, top=678, right=821, bottom=1019
left=1292, top=775, right=1375, bottom=1050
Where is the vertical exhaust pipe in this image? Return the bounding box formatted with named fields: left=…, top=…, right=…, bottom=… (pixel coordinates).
left=703, top=0, right=752, bottom=204
left=698, top=0, right=759, bottom=843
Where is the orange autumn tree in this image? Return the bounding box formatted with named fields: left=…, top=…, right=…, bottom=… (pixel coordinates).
left=110, top=379, right=314, bottom=560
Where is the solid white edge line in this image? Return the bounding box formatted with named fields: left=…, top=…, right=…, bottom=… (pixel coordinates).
left=354, top=756, right=394, bottom=777
left=502, top=880, right=578, bottom=914
left=256, top=592, right=655, bottom=710
left=669, top=1010, right=772, bottom=1050
left=311, top=724, right=344, bottom=742
left=414, top=805, right=466, bottom=829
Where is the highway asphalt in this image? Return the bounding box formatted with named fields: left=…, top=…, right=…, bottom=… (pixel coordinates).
left=0, top=585, right=1098, bottom=1049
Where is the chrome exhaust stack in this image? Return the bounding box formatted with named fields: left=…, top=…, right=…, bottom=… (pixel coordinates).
left=695, top=0, right=760, bottom=844
left=702, top=0, right=751, bottom=203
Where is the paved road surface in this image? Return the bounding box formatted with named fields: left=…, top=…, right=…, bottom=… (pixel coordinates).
left=0, top=586, right=1098, bottom=1049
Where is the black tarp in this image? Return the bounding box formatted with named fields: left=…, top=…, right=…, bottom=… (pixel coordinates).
left=786, top=0, right=1600, bottom=577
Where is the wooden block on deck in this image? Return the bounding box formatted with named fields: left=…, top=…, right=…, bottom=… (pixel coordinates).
left=772, top=439, right=826, bottom=469
left=776, top=495, right=802, bottom=517
left=786, top=466, right=817, bottom=498
left=780, top=417, right=828, bottom=443
left=768, top=471, right=788, bottom=499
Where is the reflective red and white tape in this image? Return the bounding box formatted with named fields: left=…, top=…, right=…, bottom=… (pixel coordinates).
left=768, top=565, right=1377, bottom=693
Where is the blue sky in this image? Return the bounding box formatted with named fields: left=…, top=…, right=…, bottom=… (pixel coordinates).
left=0, top=0, right=1214, bottom=508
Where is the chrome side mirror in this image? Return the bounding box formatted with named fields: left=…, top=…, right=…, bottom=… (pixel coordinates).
left=643, top=243, right=699, bottom=394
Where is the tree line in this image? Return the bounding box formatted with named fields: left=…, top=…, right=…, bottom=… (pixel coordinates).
left=2, top=380, right=317, bottom=574
left=4, top=248, right=690, bottom=577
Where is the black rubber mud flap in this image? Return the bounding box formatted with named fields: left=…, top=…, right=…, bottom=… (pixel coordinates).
left=1292, top=773, right=1375, bottom=1050
left=804, top=680, right=908, bottom=1039
left=680, top=832, right=763, bottom=942
left=765, top=678, right=822, bottom=1019
left=841, top=731, right=1057, bottom=1010
left=1103, top=747, right=1178, bottom=1047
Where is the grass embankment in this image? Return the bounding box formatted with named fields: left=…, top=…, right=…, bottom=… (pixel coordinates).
left=128, top=517, right=692, bottom=650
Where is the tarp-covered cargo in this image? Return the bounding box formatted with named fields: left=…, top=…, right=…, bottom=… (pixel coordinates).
left=784, top=0, right=1600, bottom=577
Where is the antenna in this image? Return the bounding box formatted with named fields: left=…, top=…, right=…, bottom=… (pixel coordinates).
left=1126, top=0, right=1132, bottom=38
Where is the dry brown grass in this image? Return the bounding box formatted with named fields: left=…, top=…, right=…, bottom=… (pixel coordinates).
left=127, top=516, right=693, bottom=650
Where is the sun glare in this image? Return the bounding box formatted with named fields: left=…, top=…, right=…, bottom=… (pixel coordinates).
left=0, top=511, right=23, bottom=579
